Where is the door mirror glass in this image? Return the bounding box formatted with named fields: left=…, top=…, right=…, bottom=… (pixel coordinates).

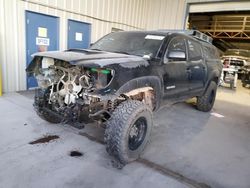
left=168, top=51, right=186, bottom=61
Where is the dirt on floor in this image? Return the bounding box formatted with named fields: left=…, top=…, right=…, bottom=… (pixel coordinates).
left=29, top=135, right=59, bottom=145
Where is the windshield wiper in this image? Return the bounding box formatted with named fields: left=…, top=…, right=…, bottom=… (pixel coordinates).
left=112, top=51, right=130, bottom=55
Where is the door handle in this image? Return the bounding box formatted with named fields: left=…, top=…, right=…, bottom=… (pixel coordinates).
left=186, top=68, right=192, bottom=79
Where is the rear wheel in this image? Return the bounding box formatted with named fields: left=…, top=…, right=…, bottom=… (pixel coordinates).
left=196, top=81, right=217, bottom=112
left=104, top=100, right=152, bottom=165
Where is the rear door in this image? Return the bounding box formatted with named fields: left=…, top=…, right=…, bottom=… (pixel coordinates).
left=163, top=36, right=190, bottom=97
left=186, top=39, right=206, bottom=90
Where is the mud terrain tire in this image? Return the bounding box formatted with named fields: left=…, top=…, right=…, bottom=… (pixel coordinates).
left=196, top=81, right=217, bottom=112
left=104, top=100, right=152, bottom=164
left=34, top=90, right=61, bottom=124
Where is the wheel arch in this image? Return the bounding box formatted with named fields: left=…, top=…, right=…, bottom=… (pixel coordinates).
left=204, top=70, right=221, bottom=92
left=116, top=76, right=162, bottom=110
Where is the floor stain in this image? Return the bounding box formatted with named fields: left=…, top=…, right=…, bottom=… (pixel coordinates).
left=69, top=150, right=83, bottom=157
left=29, top=135, right=59, bottom=145
left=137, top=158, right=211, bottom=188
left=79, top=132, right=105, bottom=144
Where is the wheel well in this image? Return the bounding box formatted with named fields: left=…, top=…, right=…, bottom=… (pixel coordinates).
left=212, top=77, right=219, bottom=84
left=123, top=87, right=155, bottom=110
left=116, top=76, right=162, bottom=110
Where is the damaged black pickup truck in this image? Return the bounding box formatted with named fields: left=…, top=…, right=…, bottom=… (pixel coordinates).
left=27, top=30, right=222, bottom=165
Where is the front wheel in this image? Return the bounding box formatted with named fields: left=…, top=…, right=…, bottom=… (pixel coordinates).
left=35, top=107, right=61, bottom=124
left=104, top=100, right=153, bottom=165
left=34, top=89, right=61, bottom=124
left=196, top=81, right=217, bottom=112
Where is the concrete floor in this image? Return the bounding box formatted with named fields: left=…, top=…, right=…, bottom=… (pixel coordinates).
left=144, top=84, right=250, bottom=188
left=0, top=83, right=250, bottom=188
left=0, top=93, right=188, bottom=188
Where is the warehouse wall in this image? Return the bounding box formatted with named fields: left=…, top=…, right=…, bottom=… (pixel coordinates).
left=2, top=0, right=207, bottom=93
left=145, top=0, right=187, bottom=30
left=143, top=0, right=230, bottom=30
left=0, top=0, right=149, bottom=92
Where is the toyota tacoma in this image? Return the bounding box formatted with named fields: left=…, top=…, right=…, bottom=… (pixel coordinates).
left=26, top=30, right=222, bottom=165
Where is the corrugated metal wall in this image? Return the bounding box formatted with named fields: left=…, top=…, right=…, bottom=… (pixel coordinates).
left=0, top=0, right=188, bottom=92
left=145, top=0, right=186, bottom=30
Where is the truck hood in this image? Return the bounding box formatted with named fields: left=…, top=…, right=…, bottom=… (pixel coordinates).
left=32, top=49, right=149, bottom=68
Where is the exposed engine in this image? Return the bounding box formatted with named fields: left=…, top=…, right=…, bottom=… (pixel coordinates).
left=35, top=57, right=114, bottom=110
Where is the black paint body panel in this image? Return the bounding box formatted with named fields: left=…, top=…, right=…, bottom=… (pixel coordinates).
left=27, top=31, right=222, bottom=109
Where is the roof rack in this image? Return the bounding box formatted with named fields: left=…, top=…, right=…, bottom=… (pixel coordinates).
left=157, top=29, right=213, bottom=44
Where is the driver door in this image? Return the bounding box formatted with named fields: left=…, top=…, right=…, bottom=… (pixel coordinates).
left=162, top=36, right=190, bottom=98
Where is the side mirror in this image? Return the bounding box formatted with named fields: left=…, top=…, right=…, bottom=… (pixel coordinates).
left=143, top=54, right=152, bottom=60
left=168, top=51, right=186, bottom=61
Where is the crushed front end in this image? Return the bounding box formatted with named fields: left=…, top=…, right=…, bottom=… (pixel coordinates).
left=27, top=55, right=122, bottom=127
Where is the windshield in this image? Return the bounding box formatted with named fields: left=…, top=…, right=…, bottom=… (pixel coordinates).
left=90, top=32, right=165, bottom=57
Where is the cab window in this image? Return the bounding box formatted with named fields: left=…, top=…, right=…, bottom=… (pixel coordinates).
left=187, top=39, right=203, bottom=61
left=168, top=37, right=186, bottom=53
left=166, top=37, right=187, bottom=61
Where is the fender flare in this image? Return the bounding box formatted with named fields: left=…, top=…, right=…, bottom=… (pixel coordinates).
left=116, top=76, right=162, bottom=110
left=204, top=70, right=221, bottom=93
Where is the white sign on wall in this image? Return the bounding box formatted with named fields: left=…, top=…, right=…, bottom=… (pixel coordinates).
left=38, top=27, right=47, bottom=37
left=36, top=37, right=50, bottom=46
left=75, top=32, right=83, bottom=41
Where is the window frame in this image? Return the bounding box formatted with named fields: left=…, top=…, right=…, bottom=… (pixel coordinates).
left=164, top=36, right=188, bottom=62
